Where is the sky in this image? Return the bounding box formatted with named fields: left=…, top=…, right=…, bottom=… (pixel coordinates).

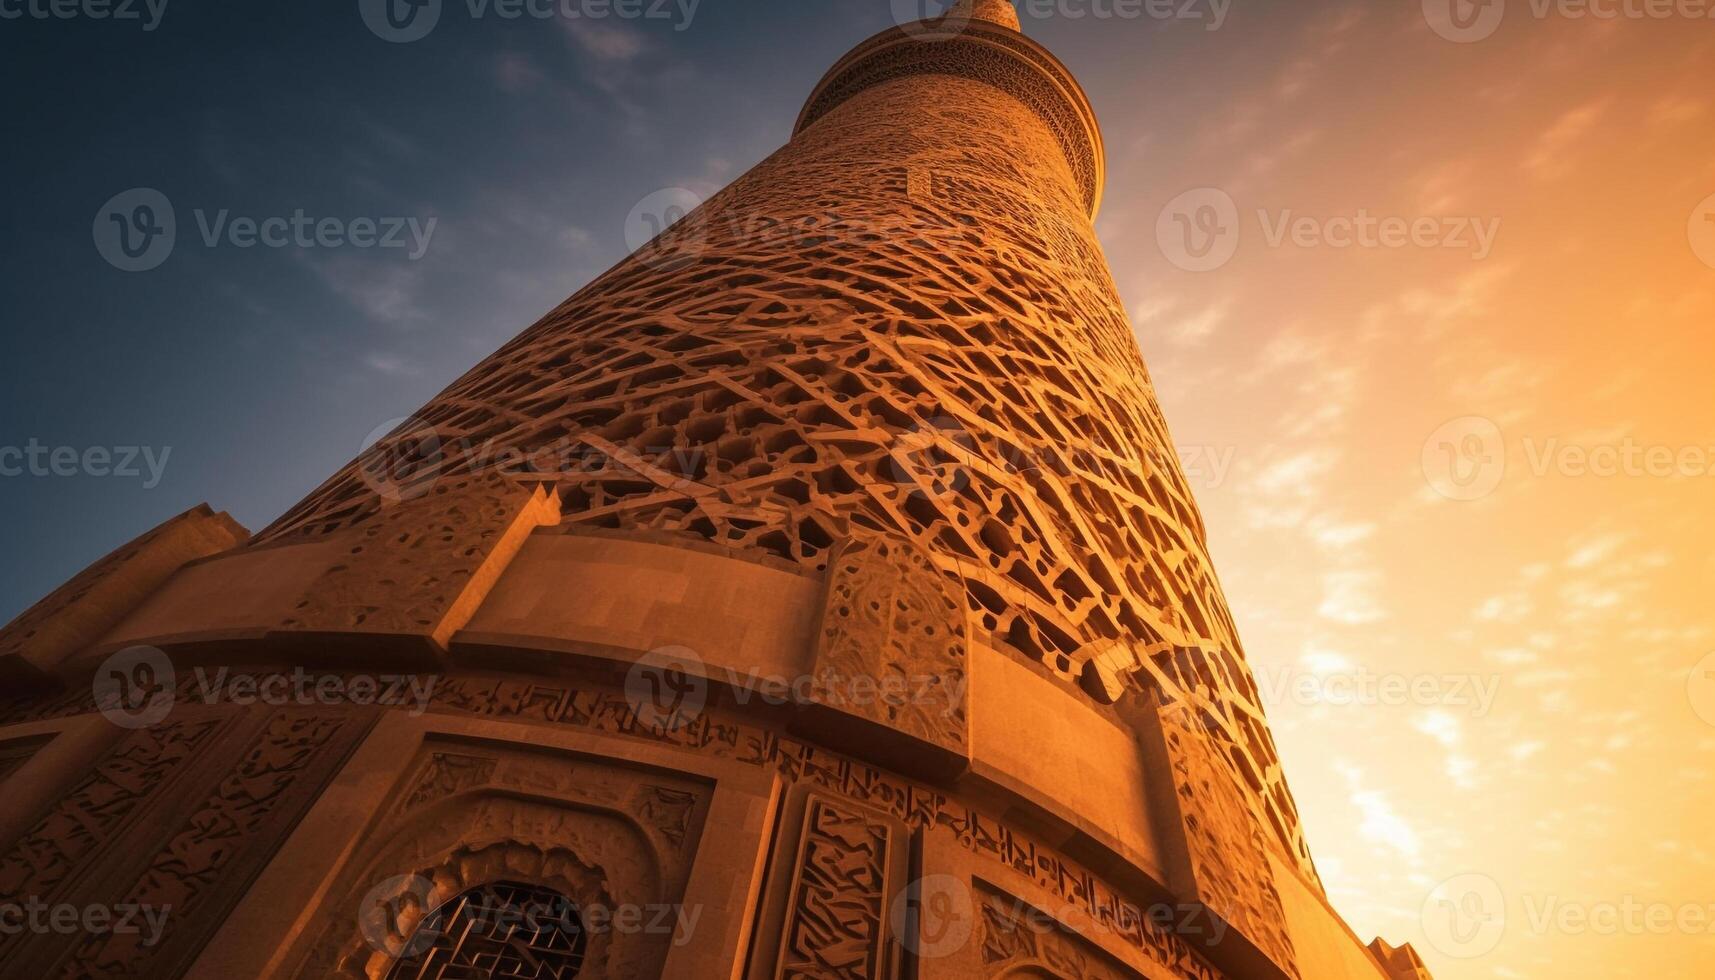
left=2, top=1, right=1713, bottom=977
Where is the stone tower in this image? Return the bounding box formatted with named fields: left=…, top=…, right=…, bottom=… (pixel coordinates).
left=0, top=2, right=1429, bottom=978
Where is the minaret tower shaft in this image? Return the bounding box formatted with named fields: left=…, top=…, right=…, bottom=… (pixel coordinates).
left=0, top=5, right=1432, bottom=980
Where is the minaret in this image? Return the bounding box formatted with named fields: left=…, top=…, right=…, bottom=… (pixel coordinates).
left=0, top=4, right=1430, bottom=979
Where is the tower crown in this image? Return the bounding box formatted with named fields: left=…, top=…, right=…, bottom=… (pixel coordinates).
left=949, top=0, right=1023, bottom=31
left=796, top=0, right=1105, bottom=215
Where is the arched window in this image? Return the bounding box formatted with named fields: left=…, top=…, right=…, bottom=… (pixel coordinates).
left=385, top=881, right=587, bottom=979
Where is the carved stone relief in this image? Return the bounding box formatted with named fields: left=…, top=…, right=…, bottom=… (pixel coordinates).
left=802, top=532, right=969, bottom=767
left=295, top=740, right=712, bottom=980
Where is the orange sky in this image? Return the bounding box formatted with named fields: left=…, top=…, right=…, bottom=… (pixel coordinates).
left=1089, top=6, right=1714, bottom=977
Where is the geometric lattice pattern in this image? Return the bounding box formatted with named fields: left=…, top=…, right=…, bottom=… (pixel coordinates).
left=384, top=882, right=586, bottom=980
left=258, top=21, right=1314, bottom=879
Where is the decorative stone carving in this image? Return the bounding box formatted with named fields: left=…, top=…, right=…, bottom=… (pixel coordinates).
left=296, top=740, right=711, bottom=980
left=48, top=710, right=375, bottom=978
left=750, top=788, right=910, bottom=980
left=0, top=735, right=47, bottom=788
left=1142, top=702, right=1298, bottom=979
left=798, top=532, right=969, bottom=774
left=978, top=881, right=1141, bottom=980
left=0, top=708, right=373, bottom=977
left=782, top=796, right=895, bottom=978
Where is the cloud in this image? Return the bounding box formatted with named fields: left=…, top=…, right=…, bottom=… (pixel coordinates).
left=1340, top=764, right=1422, bottom=861
left=1319, top=569, right=1387, bottom=624
left=1522, top=98, right=1614, bottom=181
left=300, top=253, right=430, bottom=327
left=495, top=51, right=548, bottom=94
left=563, top=19, right=648, bottom=62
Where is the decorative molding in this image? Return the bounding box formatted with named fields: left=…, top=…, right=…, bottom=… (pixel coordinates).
left=1145, top=702, right=1298, bottom=979
left=779, top=795, right=897, bottom=979
left=800, top=532, right=969, bottom=770
left=0, top=505, right=247, bottom=684
left=277, top=472, right=560, bottom=651
left=47, top=709, right=376, bottom=978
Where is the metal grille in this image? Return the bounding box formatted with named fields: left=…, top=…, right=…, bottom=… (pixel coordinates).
left=385, top=882, right=586, bottom=980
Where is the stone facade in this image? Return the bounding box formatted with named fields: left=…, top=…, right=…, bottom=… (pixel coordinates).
left=0, top=1, right=1429, bottom=977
